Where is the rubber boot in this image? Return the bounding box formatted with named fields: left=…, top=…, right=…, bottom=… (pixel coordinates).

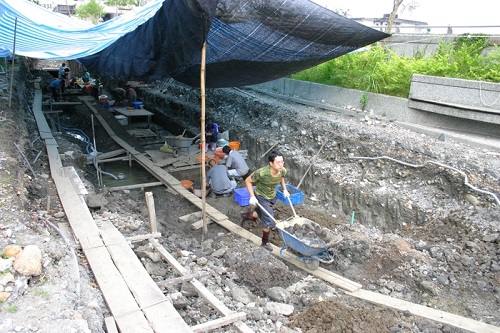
left=205, top=143, right=209, bottom=153
left=240, top=211, right=257, bottom=227
left=261, top=230, right=272, bottom=251
left=210, top=142, right=216, bottom=151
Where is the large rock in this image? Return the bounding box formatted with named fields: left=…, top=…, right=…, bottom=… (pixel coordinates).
left=266, top=301, right=294, bottom=316
left=13, top=245, right=42, bottom=276
left=86, top=194, right=108, bottom=209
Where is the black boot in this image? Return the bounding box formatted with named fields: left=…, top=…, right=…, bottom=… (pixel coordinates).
left=240, top=211, right=256, bottom=227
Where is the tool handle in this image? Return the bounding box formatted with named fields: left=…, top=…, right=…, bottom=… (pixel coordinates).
left=256, top=202, right=278, bottom=223
left=287, top=196, right=298, bottom=218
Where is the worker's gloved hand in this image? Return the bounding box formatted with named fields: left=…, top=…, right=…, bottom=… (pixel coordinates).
left=249, top=196, right=258, bottom=206
left=283, top=189, right=290, bottom=198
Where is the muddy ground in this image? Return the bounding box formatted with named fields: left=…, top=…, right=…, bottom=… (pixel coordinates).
left=0, top=60, right=499, bottom=333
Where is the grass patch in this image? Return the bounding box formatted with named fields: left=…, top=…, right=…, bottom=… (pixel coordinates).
left=4, top=304, right=18, bottom=313
left=34, top=288, right=49, bottom=297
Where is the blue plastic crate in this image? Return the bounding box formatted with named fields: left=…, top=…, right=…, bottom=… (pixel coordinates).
left=276, top=184, right=303, bottom=205
left=234, top=187, right=255, bottom=206
left=131, top=101, right=143, bottom=109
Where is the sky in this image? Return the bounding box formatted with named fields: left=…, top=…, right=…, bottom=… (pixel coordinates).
left=310, top=0, right=500, bottom=34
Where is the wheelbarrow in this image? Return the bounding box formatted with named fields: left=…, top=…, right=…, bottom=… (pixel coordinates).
left=257, top=197, right=342, bottom=270
left=164, top=130, right=200, bottom=156
left=275, top=216, right=340, bottom=270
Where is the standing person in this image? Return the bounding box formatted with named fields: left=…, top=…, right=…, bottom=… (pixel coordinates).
left=205, top=121, right=219, bottom=152
left=222, top=145, right=249, bottom=179
left=126, top=86, right=137, bottom=104
left=58, top=63, right=66, bottom=79
left=244, top=151, right=290, bottom=251
left=49, top=78, right=65, bottom=102
left=207, top=158, right=237, bottom=197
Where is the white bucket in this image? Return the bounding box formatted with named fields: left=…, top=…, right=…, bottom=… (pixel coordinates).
left=114, top=115, right=127, bottom=125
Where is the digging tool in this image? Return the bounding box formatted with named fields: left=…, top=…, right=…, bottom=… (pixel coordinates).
left=297, top=140, right=326, bottom=189
left=287, top=195, right=298, bottom=218
left=255, top=202, right=278, bottom=224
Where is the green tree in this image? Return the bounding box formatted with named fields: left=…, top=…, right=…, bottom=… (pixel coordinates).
left=75, top=0, right=105, bottom=25
left=386, top=0, right=418, bottom=33
left=105, top=0, right=136, bottom=16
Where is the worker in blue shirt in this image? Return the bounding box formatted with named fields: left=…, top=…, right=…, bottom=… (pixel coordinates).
left=50, top=79, right=65, bottom=102
left=58, top=63, right=66, bottom=79
left=205, top=121, right=219, bottom=152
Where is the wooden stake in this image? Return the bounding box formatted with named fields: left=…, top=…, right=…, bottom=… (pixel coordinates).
left=145, top=192, right=157, bottom=233
left=200, top=41, right=208, bottom=235
left=259, top=142, right=279, bottom=159
left=297, top=140, right=327, bottom=189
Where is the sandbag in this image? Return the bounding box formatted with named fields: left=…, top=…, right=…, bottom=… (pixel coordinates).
left=160, top=141, right=173, bottom=154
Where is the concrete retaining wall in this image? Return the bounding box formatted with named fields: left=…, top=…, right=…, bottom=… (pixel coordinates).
left=249, top=77, right=500, bottom=138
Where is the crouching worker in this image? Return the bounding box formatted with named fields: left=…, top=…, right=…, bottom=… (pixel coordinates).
left=207, top=158, right=237, bottom=197
left=244, top=151, right=289, bottom=251
left=49, top=78, right=65, bottom=102
left=222, top=145, right=249, bottom=179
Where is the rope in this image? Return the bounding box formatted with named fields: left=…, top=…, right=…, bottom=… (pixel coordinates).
left=349, top=155, right=500, bottom=206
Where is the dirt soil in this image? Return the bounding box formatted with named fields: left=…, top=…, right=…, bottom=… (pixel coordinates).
left=0, top=60, right=499, bottom=333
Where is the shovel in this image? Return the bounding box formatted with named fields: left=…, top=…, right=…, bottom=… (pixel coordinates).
left=287, top=195, right=298, bottom=219
left=256, top=202, right=278, bottom=224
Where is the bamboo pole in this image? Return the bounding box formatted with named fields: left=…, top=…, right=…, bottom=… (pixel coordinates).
left=200, top=41, right=207, bottom=235
left=8, top=18, right=17, bottom=109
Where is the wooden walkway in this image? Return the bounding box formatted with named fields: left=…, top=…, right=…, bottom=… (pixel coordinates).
left=33, top=92, right=252, bottom=333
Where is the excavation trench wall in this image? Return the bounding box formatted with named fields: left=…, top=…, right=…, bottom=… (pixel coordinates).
left=140, top=86, right=432, bottom=232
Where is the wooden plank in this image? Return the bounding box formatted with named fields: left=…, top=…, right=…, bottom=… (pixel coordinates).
left=115, top=107, right=154, bottom=117
left=168, top=164, right=204, bottom=172
left=33, top=91, right=54, bottom=140
left=157, top=272, right=208, bottom=288
left=191, top=219, right=214, bottom=230
left=150, top=239, right=253, bottom=333
left=34, top=91, right=152, bottom=333
left=191, top=312, right=247, bottom=333
left=125, top=232, right=162, bottom=243
left=42, top=101, right=82, bottom=106
left=85, top=247, right=153, bottom=333
left=45, top=145, right=102, bottom=250
left=104, top=317, right=119, bottom=333
left=178, top=211, right=203, bottom=223
left=97, top=149, right=127, bottom=160
left=145, top=192, right=158, bottom=233
left=347, top=289, right=500, bottom=333
left=62, top=166, right=88, bottom=195
left=144, top=149, right=178, bottom=167
left=99, top=220, right=192, bottom=333
left=42, top=109, right=64, bottom=114
left=107, top=182, right=164, bottom=192
left=127, top=129, right=158, bottom=139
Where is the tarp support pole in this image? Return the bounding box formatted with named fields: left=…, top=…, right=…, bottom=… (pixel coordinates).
left=201, top=41, right=207, bottom=235
left=8, top=18, right=17, bottom=109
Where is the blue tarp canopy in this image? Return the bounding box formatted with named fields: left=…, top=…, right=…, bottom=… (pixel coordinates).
left=0, top=0, right=389, bottom=88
